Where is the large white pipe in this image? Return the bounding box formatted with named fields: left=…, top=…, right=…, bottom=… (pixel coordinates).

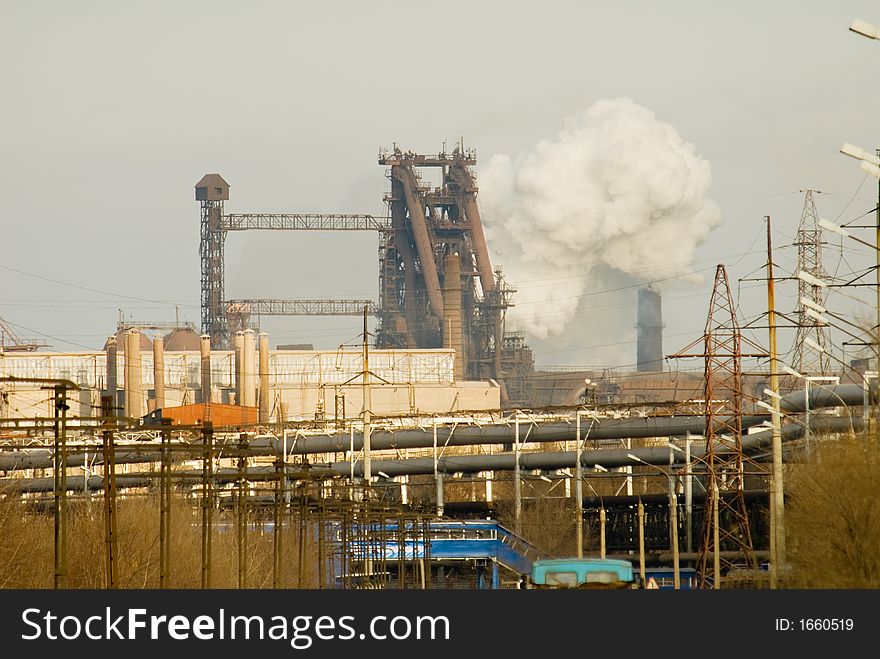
left=243, top=384, right=865, bottom=458
left=124, top=330, right=143, bottom=419
left=258, top=332, right=270, bottom=423
left=0, top=413, right=861, bottom=475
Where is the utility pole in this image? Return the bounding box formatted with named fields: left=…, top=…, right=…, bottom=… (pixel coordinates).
left=875, top=152, right=880, bottom=432
left=3, top=378, right=78, bottom=589
left=362, top=306, right=372, bottom=486
left=101, top=395, right=118, bottom=589
left=200, top=422, right=214, bottom=589
left=766, top=216, right=786, bottom=588
left=236, top=432, right=248, bottom=589
left=575, top=412, right=583, bottom=558
left=159, top=424, right=172, bottom=588
left=670, top=491, right=680, bottom=590
left=53, top=384, right=69, bottom=589
left=514, top=414, right=522, bottom=536
left=273, top=449, right=284, bottom=589
left=637, top=500, right=646, bottom=587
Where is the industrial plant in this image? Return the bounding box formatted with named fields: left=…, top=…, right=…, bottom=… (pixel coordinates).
left=0, top=140, right=876, bottom=592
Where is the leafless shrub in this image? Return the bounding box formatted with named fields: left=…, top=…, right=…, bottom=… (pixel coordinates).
left=785, top=434, right=880, bottom=588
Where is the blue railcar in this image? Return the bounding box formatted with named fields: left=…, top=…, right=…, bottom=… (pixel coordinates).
left=530, top=558, right=636, bottom=589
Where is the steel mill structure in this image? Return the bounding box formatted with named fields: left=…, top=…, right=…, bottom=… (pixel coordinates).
left=376, top=146, right=515, bottom=383
left=196, top=145, right=533, bottom=404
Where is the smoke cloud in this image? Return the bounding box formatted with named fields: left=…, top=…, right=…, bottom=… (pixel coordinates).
left=480, top=98, right=721, bottom=363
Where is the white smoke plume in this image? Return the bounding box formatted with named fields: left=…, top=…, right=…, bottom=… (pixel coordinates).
left=480, top=98, right=721, bottom=361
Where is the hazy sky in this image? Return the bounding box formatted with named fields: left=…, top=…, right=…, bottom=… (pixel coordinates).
left=2, top=1, right=880, bottom=369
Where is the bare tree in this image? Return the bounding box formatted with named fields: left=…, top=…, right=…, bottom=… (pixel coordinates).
left=785, top=434, right=880, bottom=588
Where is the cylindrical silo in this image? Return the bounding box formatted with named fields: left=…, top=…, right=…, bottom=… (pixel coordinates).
left=243, top=329, right=257, bottom=408
left=258, top=332, right=270, bottom=423
left=152, top=336, right=165, bottom=410
left=234, top=331, right=245, bottom=407
left=124, top=330, right=144, bottom=418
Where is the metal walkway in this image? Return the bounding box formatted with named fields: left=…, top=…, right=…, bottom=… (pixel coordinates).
left=334, top=519, right=549, bottom=588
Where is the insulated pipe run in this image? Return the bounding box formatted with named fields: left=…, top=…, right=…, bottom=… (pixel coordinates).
left=0, top=384, right=865, bottom=473
left=778, top=384, right=863, bottom=414
left=0, top=416, right=859, bottom=484
left=200, top=335, right=212, bottom=404
left=395, top=167, right=444, bottom=321
left=246, top=383, right=865, bottom=456
left=0, top=475, right=151, bottom=493
left=0, top=450, right=165, bottom=472
left=339, top=416, right=861, bottom=478
left=152, top=337, right=165, bottom=410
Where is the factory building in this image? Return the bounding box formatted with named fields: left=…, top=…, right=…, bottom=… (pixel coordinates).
left=0, top=330, right=499, bottom=424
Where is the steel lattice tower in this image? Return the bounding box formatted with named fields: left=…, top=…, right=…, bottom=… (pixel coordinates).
left=196, top=174, right=230, bottom=349
left=673, top=265, right=762, bottom=586
left=792, top=190, right=830, bottom=374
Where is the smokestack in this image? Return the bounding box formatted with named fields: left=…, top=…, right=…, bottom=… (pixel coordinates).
left=124, top=330, right=143, bottom=419
left=200, top=335, right=212, bottom=405
left=258, top=332, right=270, bottom=423
left=152, top=336, right=165, bottom=410
left=243, top=329, right=257, bottom=408
left=234, top=331, right=244, bottom=407
left=637, top=286, right=663, bottom=372
left=105, top=335, right=117, bottom=416
left=442, top=253, right=464, bottom=381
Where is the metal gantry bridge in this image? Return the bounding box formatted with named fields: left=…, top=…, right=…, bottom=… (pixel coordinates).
left=221, top=213, right=390, bottom=232
left=225, top=299, right=380, bottom=317
left=197, top=172, right=388, bottom=348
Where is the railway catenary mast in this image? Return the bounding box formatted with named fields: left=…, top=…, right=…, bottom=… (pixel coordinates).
left=378, top=145, right=525, bottom=387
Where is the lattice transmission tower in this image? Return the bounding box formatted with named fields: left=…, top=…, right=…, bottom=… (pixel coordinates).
left=792, top=190, right=830, bottom=374
left=672, top=265, right=765, bottom=586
